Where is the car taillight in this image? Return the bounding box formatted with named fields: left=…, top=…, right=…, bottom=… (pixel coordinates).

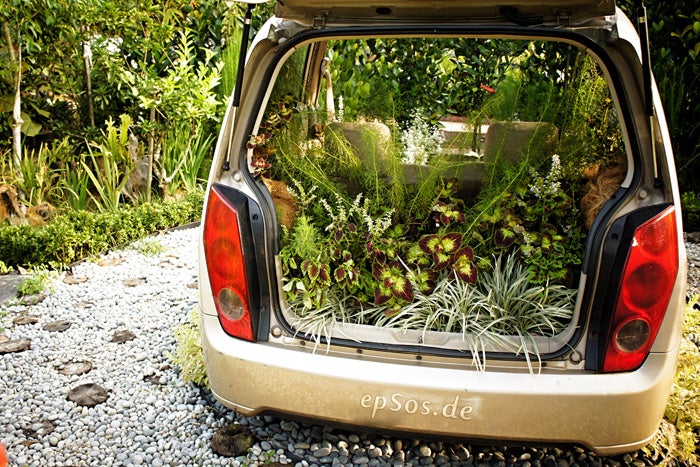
left=602, top=206, right=679, bottom=372
left=203, top=186, right=256, bottom=342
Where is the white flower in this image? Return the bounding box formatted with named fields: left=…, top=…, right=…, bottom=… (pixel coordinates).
left=401, top=109, right=444, bottom=165
left=529, top=154, right=563, bottom=199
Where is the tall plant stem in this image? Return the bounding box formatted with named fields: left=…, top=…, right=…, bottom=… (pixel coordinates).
left=147, top=104, right=156, bottom=203
left=82, top=37, right=95, bottom=127
left=465, top=161, right=528, bottom=235
left=4, top=23, right=23, bottom=177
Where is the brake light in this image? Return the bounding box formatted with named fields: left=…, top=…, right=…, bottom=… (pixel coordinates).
left=203, top=186, right=255, bottom=342
left=602, top=206, right=678, bottom=372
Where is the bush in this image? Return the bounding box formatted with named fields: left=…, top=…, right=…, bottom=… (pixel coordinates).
left=0, top=190, right=203, bottom=269
left=681, top=192, right=700, bottom=230
left=644, top=296, right=700, bottom=465
left=168, top=308, right=209, bottom=388
left=17, top=267, right=57, bottom=296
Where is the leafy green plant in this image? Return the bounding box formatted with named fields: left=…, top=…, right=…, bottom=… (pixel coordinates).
left=371, top=252, right=575, bottom=372
left=468, top=155, right=585, bottom=286
left=644, top=296, right=700, bottom=466
left=83, top=115, right=135, bottom=213
left=0, top=260, right=13, bottom=274
left=274, top=108, right=584, bottom=348
left=12, top=137, right=71, bottom=207
left=280, top=191, right=396, bottom=313
left=0, top=190, right=203, bottom=269
left=168, top=308, right=209, bottom=388
left=218, top=31, right=243, bottom=101
left=159, top=122, right=215, bottom=196
left=17, top=267, right=56, bottom=296
left=266, top=35, right=626, bottom=360
left=558, top=55, right=625, bottom=168
left=130, top=237, right=163, bottom=256
left=681, top=191, right=700, bottom=229
left=59, top=159, right=91, bottom=211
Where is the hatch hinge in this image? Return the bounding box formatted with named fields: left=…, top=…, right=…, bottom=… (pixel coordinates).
left=312, top=13, right=327, bottom=29
left=555, top=10, right=572, bottom=27
left=638, top=2, right=662, bottom=188
left=500, top=6, right=544, bottom=26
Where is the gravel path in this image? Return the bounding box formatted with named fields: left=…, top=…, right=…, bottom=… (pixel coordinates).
left=0, top=227, right=695, bottom=467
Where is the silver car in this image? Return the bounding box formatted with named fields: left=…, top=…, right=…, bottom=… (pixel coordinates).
left=198, top=0, right=686, bottom=455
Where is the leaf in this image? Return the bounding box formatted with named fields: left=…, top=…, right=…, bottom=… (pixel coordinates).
left=442, top=233, right=462, bottom=253
left=495, top=227, right=516, bottom=248
left=28, top=102, right=50, bottom=118
left=20, top=112, right=42, bottom=136
left=392, top=276, right=414, bottom=302
left=0, top=95, right=13, bottom=112
left=540, top=232, right=554, bottom=253
left=406, top=244, right=431, bottom=267
left=412, top=269, right=438, bottom=295
left=318, top=264, right=331, bottom=284
left=453, top=252, right=478, bottom=283
left=374, top=287, right=392, bottom=306
left=433, top=250, right=452, bottom=270
left=307, top=262, right=319, bottom=280
left=418, top=234, right=439, bottom=254
left=373, top=263, right=387, bottom=281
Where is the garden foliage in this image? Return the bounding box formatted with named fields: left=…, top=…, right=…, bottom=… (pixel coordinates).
left=250, top=37, right=624, bottom=357
left=0, top=191, right=202, bottom=268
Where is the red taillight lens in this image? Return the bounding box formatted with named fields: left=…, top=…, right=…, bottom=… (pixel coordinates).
left=203, top=186, right=255, bottom=342
left=602, top=206, right=679, bottom=372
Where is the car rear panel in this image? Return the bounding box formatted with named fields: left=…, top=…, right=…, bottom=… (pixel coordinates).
left=200, top=311, right=679, bottom=455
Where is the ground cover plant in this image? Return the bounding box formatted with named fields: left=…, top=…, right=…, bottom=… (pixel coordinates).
left=644, top=296, right=700, bottom=465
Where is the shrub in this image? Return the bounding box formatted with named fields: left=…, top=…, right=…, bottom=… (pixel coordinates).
left=168, top=308, right=209, bottom=388
left=0, top=190, right=203, bottom=268
left=681, top=192, right=700, bottom=230
left=644, top=296, right=700, bottom=465
left=17, top=267, right=57, bottom=296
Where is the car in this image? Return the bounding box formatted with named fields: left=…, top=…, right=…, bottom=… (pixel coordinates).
left=198, top=0, right=687, bottom=455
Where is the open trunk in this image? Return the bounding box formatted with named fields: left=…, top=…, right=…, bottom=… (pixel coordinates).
left=242, top=31, right=631, bottom=364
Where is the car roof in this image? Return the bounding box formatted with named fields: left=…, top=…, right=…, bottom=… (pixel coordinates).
left=274, top=0, right=617, bottom=24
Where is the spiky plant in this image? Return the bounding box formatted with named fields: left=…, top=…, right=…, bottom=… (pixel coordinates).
left=373, top=251, right=575, bottom=372
left=467, top=252, right=576, bottom=371
left=285, top=290, right=363, bottom=353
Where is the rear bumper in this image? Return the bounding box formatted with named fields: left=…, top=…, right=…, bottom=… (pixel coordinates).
left=200, top=311, right=678, bottom=456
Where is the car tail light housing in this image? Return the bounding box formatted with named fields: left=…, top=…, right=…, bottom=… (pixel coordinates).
left=203, top=185, right=259, bottom=342
left=601, top=205, right=679, bottom=372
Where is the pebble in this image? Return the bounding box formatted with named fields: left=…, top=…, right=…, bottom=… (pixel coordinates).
left=1, top=226, right=694, bottom=467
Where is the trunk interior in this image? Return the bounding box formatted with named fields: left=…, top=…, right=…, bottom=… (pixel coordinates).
left=248, top=33, right=630, bottom=361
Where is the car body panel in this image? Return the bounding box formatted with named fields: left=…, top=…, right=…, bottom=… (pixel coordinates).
left=200, top=311, right=677, bottom=455
left=275, top=0, right=616, bottom=24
